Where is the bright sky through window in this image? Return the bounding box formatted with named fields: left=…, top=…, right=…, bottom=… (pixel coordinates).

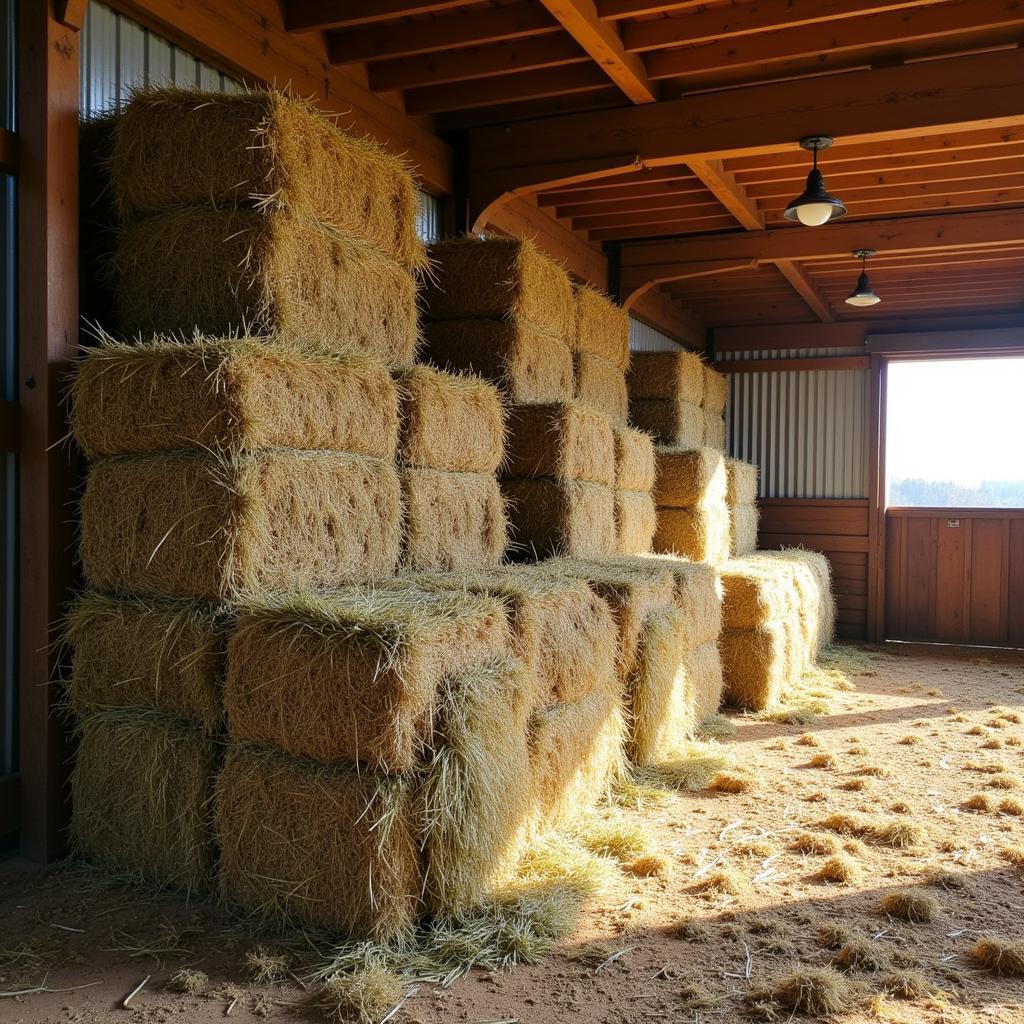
left=886, top=357, right=1024, bottom=508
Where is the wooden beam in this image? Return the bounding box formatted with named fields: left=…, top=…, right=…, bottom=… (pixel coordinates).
left=687, top=157, right=763, bottom=230
left=536, top=0, right=656, bottom=103
left=775, top=259, right=836, bottom=322
left=865, top=326, right=1024, bottom=355
left=629, top=286, right=706, bottom=349
left=55, top=0, right=86, bottom=29
left=468, top=47, right=1024, bottom=202
left=285, top=1, right=466, bottom=33
left=0, top=400, right=17, bottom=452
left=714, top=356, right=869, bottom=372
left=622, top=260, right=755, bottom=310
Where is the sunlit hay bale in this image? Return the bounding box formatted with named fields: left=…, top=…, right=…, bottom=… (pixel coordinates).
left=653, top=447, right=726, bottom=509
left=401, top=469, right=507, bottom=570
left=613, top=425, right=656, bottom=492
left=394, top=365, right=505, bottom=475
left=503, top=402, right=614, bottom=486
left=703, top=410, right=726, bottom=451
left=725, top=458, right=759, bottom=506
left=703, top=365, right=729, bottom=416
left=71, top=710, right=216, bottom=893
left=832, top=936, right=889, bottom=971
left=630, top=396, right=704, bottom=447
left=110, top=87, right=425, bottom=269
left=418, top=657, right=536, bottom=914
left=423, top=236, right=574, bottom=339
left=423, top=318, right=573, bottom=405
left=402, top=565, right=617, bottom=709
left=628, top=350, right=704, bottom=405
left=880, top=888, right=940, bottom=923
left=80, top=450, right=402, bottom=600
left=573, top=351, right=628, bottom=425
left=571, top=283, right=630, bottom=370
left=719, top=557, right=800, bottom=629
left=66, top=592, right=225, bottom=731
left=216, top=743, right=421, bottom=940
left=72, top=335, right=400, bottom=460
left=116, top=208, right=418, bottom=362
left=720, top=621, right=791, bottom=710
left=224, top=588, right=509, bottom=773
left=615, top=490, right=657, bottom=555
left=729, top=505, right=760, bottom=557
left=747, top=966, right=859, bottom=1018
left=766, top=549, right=836, bottom=657
left=970, top=936, right=1024, bottom=976
left=502, top=479, right=615, bottom=559
left=654, top=504, right=731, bottom=566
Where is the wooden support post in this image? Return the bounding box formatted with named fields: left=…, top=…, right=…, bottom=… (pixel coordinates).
left=866, top=354, right=888, bottom=643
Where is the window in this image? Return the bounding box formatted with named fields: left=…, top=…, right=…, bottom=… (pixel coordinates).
left=886, top=356, right=1024, bottom=508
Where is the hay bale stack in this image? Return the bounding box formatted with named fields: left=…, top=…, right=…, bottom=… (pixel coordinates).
left=422, top=237, right=575, bottom=403
left=726, top=458, right=760, bottom=557
left=613, top=425, right=657, bottom=556
left=652, top=447, right=731, bottom=565
left=570, top=285, right=629, bottom=424
left=764, top=549, right=836, bottom=661
left=702, top=365, right=729, bottom=452
left=395, top=365, right=507, bottom=569
left=627, top=350, right=705, bottom=446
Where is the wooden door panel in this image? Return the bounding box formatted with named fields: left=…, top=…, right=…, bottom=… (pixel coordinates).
left=934, top=517, right=968, bottom=641
left=902, top=516, right=937, bottom=639
left=1010, top=520, right=1024, bottom=646
left=969, top=519, right=1008, bottom=645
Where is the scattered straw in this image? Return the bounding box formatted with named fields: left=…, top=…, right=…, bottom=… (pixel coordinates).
left=840, top=778, right=869, bottom=791
left=791, top=832, right=842, bottom=856
left=808, top=753, right=836, bottom=769
left=747, top=966, right=859, bottom=1018
left=168, top=969, right=208, bottom=995
left=986, top=772, right=1019, bottom=790
left=245, top=946, right=290, bottom=984
left=881, top=970, right=936, bottom=999
left=693, top=866, right=748, bottom=896
left=796, top=733, right=821, bottom=747
left=312, top=966, right=406, bottom=1024
left=813, top=854, right=862, bottom=885
left=964, top=794, right=992, bottom=812
left=998, top=797, right=1024, bottom=816
left=709, top=770, right=752, bottom=794
left=970, top=936, right=1024, bottom=976
left=832, top=937, right=889, bottom=972
left=880, top=888, right=940, bottom=923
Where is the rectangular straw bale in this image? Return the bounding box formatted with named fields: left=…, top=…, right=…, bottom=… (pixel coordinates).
left=615, top=490, right=657, bottom=556
left=654, top=504, right=731, bottom=565
left=572, top=283, right=630, bottom=369
left=216, top=744, right=421, bottom=940
left=116, top=207, right=418, bottom=364
left=573, top=351, right=628, bottom=426
left=67, top=593, right=225, bottom=732
left=72, top=337, right=399, bottom=460
left=424, top=318, right=574, bottom=405
left=719, top=557, right=801, bottom=630
left=704, top=410, right=727, bottom=451
left=691, top=639, right=724, bottom=724
left=110, top=88, right=425, bottom=269
left=72, top=711, right=216, bottom=893
left=423, top=237, right=574, bottom=339
left=726, top=458, right=759, bottom=506
left=628, top=350, right=704, bottom=404
left=225, top=588, right=509, bottom=773
left=502, top=478, right=615, bottom=559
left=504, top=402, right=614, bottom=486
left=654, top=447, right=726, bottom=508
left=625, top=555, right=723, bottom=648
left=402, top=468, right=507, bottom=571
left=703, top=365, right=729, bottom=415
left=630, top=397, right=703, bottom=447
left=614, top=425, right=656, bottom=491
left=80, top=450, right=402, bottom=601
left=720, top=621, right=793, bottom=710
left=395, top=365, right=504, bottom=474
left=763, top=549, right=836, bottom=658
left=730, top=504, right=760, bottom=557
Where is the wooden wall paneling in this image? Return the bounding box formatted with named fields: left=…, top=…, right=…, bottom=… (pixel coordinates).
left=757, top=501, right=868, bottom=537
left=934, top=515, right=969, bottom=642
left=901, top=515, right=938, bottom=639
left=1009, top=520, right=1024, bottom=646
left=884, top=515, right=904, bottom=639
left=968, top=517, right=1009, bottom=644
left=867, top=354, right=886, bottom=642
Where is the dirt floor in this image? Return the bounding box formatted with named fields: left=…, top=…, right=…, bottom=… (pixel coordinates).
left=3, top=641, right=1024, bottom=1024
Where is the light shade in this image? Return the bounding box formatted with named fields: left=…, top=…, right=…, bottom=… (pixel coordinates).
left=785, top=168, right=847, bottom=226
left=846, top=269, right=881, bottom=307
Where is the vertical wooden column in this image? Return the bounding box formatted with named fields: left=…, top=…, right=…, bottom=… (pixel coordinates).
left=17, top=0, right=80, bottom=861
left=865, top=353, right=888, bottom=643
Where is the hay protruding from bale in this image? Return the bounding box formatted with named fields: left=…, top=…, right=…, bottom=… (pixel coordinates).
left=504, top=402, right=614, bottom=486
left=573, top=351, right=628, bottom=426
left=627, top=351, right=704, bottom=405
left=572, top=284, right=629, bottom=369
left=629, top=398, right=703, bottom=447
left=502, top=478, right=616, bottom=560
left=613, top=426, right=656, bottom=492
left=72, top=335, right=400, bottom=459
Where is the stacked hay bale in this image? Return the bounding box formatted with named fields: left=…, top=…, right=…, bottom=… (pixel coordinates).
left=614, top=425, right=657, bottom=555
left=628, top=349, right=704, bottom=448
left=726, top=458, right=760, bottom=556
left=571, top=284, right=629, bottom=426
left=702, top=364, right=729, bottom=451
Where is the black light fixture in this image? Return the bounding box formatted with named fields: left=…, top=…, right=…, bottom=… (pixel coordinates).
left=784, top=135, right=847, bottom=226
left=845, top=249, right=881, bottom=307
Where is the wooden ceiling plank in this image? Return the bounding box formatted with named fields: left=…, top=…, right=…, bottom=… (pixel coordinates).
left=588, top=215, right=740, bottom=240
left=537, top=168, right=699, bottom=199
left=286, top=0, right=467, bottom=32
left=571, top=202, right=736, bottom=229
left=775, top=259, right=837, bottom=322
left=436, top=87, right=624, bottom=130
left=328, top=3, right=560, bottom=64
left=555, top=193, right=719, bottom=218
left=687, top=157, right=764, bottom=230
left=537, top=0, right=656, bottom=102
left=599, top=1, right=709, bottom=20
left=540, top=178, right=705, bottom=207
left=760, top=186, right=1024, bottom=221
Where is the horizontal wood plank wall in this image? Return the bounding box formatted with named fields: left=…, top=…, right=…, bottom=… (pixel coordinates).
left=758, top=498, right=869, bottom=640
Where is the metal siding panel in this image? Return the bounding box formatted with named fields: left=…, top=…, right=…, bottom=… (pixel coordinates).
left=416, top=191, right=441, bottom=243
left=629, top=317, right=682, bottom=352
left=116, top=10, right=145, bottom=106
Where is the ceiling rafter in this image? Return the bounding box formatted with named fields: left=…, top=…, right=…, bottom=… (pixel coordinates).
left=686, top=157, right=763, bottom=230
left=286, top=1, right=467, bottom=33
left=775, top=259, right=837, bottom=323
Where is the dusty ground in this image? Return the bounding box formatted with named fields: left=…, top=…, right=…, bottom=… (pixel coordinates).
left=2, top=641, right=1024, bottom=1024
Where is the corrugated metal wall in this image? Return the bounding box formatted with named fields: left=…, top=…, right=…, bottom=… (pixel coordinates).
left=629, top=316, right=682, bottom=352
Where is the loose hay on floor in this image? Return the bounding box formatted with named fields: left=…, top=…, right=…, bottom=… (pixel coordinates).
left=503, top=402, right=614, bottom=486
left=880, top=888, right=940, bottom=923
left=970, top=936, right=1024, bottom=976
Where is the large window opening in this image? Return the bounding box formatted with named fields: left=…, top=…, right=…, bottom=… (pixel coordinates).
left=886, top=356, right=1024, bottom=508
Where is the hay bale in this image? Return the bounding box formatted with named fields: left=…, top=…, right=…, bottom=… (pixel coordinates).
left=502, top=478, right=616, bottom=559
left=402, top=469, right=507, bottom=570
left=654, top=504, right=731, bottom=565
left=614, top=425, right=656, bottom=492
left=110, top=87, right=424, bottom=269
left=423, top=237, right=574, bottom=339
left=216, top=743, right=421, bottom=940
left=731, top=505, right=760, bottom=557
left=691, top=639, right=725, bottom=724
left=720, top=622, right=792, bottom=710
left=80, top=450, right=402, bottom=600
left=720, top=557, right=801, bottom=630
left=67, top=593, right=225, bottom=732
left=766, top=549, right=836, bottom=658
left=726, top=458, right=759, bottom=506
left=629, top=398, right=703, bottom=447
left=654, top=447, right=726, bottom=508
left=504, top=402, right=614, bottom=486
left=116, top=207, right=418, bottom=363
left=72, top=711, right=216, bottom=892
left=224, top=587, right=509, bottom=773
left=704, top=410, right=727, bottom=451
left=424, top=318, right=574, bottom=404
left=573, top=351, right=628, bottom=426
left=572, top=284, right=629, bottom=369
left=622, top=555, right=724, bottom=648
left=628, top=350, right=704, bottom=404
left=395, top=365, right=504, bottom=474
left=615, top=490, right=657, bottom=556
left=703, top=365, right=729, bottom=415
left=72, top=336, right=399, bottom=459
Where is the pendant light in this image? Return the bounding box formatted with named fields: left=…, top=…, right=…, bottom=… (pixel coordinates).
left=845, top=249, right=881, bottom=307
left=784, top=136, right=847, bottom=226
